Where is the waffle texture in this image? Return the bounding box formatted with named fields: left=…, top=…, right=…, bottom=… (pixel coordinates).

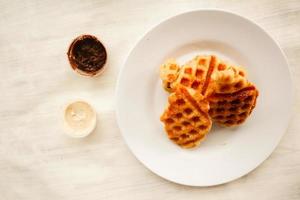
left=160, top=87, right=212, bottom=148
left=160, top=55, right=259, bottom=148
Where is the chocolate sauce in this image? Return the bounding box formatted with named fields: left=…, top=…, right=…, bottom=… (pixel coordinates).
left=67, top=35, right=107, bottom=75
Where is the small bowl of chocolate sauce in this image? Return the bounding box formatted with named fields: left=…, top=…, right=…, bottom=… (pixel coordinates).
left=67, top=34, right=107, bottom=77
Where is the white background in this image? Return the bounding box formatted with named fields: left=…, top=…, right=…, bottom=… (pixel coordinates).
left=0, top=0, right=299, bottom=199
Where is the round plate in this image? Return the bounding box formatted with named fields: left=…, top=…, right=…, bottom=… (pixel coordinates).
left=116, top=10, right=294, bottom=186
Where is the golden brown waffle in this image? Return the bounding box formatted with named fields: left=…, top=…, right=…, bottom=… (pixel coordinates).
left=159, top=59, right=180, bottom=92
left=208, top=86, right=258, bottom=126
left=210, top=60, right=250, bottom=94
left=159, top=56, right=249, bottom=94
left=172, top=55, right=217, bottom=96
left=159, top=55, right=259, bottom=147
left=160, top=87, right=212, bottom=148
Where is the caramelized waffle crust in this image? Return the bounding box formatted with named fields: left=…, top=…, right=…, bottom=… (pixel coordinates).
left=208, top=86, right=259, bottom=126
left=172, top=55, right=216, bottom=95
left=160, top=87, right=212, bottom=148
left=159, top=55, right=259, bottom=148
left=160, top=55, right=217, bottom=95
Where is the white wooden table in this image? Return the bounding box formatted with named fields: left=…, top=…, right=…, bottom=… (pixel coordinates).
left=0, top=0, right=299, bottom=199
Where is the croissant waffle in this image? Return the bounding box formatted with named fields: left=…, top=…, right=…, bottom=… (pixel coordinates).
left=159, top=59, right=180, bottom=92
left=211, top=60, right=250, bottom=94
left=160, top=55, right=259, bottom=148
left=173, top=55, right=216, bottom=95
left=208, top=86, right=258, bottom=126
left=160, top=87, right=212, bottom=148
left=208, top=60, right=258, bottom=126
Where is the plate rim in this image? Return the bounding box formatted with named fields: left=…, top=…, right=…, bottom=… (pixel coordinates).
left=115, top=9, right=295, bottom=186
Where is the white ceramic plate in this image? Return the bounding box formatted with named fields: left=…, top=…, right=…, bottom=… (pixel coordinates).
left=116, top=10, right=294, bottom=186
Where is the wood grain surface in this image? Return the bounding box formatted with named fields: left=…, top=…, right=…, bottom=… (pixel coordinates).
left=0, top=0, right=299, bottom=199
